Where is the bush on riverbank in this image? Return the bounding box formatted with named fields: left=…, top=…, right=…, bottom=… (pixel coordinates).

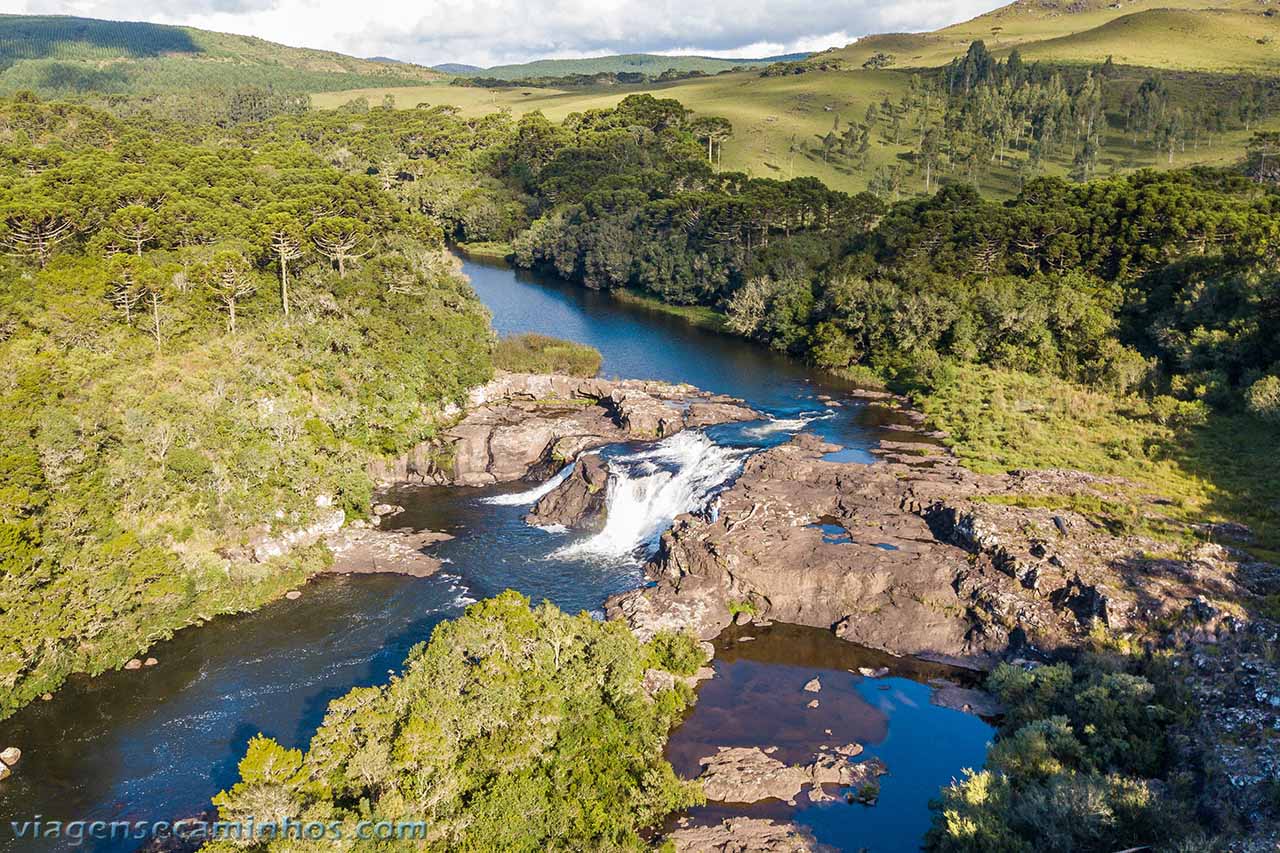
left=494, top=333, right=603, bottom=377
left=207, top=592, right=704, bottom=852
left=927, top=656, right=1205, bottom=852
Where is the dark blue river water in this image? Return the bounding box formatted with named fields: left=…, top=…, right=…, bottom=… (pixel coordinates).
left=0, top=257, right=991, bottom=852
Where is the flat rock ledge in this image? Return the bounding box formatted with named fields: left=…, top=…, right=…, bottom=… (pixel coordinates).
left=929, top=681, right=1006, bottom=717
left=370, top=372, right=758, bottom=488
left=696, top=746, right=888, bottom=806
left=325, top=527, right=454, bottom=577
left=666, top=817, right=836, bottom=853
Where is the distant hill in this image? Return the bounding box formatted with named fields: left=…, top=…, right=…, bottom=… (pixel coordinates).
left=0, top=14, right=443, bottom=95
left=460, top=52, right=811, bottom=80
left=434, top=62, right=483, bottom=74
left=813, top=0, right=1280, bottom=74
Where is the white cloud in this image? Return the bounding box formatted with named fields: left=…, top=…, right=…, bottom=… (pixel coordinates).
left=3, top=0, right=1004, bottom=67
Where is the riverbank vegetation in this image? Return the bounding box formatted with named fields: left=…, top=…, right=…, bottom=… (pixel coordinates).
left=494, top=333, right=602, bottom=377
left=206, top=592, right=704, bottom=852
left=928, top=654, right=1205, bottom=852
left=0, top=94, right=492, bottom=718
left=916, top=365, right=1280, bottom=554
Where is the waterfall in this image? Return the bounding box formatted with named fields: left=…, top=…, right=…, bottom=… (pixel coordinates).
left=481, top=461, right=576, bottom=506
left=551, top=431, right=748, bottom=562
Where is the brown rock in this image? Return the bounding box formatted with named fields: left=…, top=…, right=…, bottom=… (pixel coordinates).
left=124, top=659, right=143, bottom=671
left=0, top=747, right=20, bottom=767
left=608, top=419, right=1252, bottom=659
left=930, top=683, right=1006, bottom=717
left=285, top=590, right=302, bottom=600
left=143, top=657, right=158, bottom=667
left=697, top=747, right=810, bottom=803
left=667, top=817, right=836, bottom=853
left=325, top=527, right=453, bottom=577
left=371, top=372, right=758, bottom=488
left=526, top=454, right=610, bottom=529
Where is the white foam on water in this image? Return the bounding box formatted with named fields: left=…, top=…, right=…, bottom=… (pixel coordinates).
left=551, top=431, right=747, bottom=563
left=536, top=523, right=569, bottom=534
left=480, top=461, right=576, bottom=506
left=741, top=409, right=834, bottom=438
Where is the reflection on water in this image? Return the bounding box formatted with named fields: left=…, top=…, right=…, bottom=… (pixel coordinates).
left=0, top=257, right=986, bottom=853
left=666, top=624, right=994, bottom=851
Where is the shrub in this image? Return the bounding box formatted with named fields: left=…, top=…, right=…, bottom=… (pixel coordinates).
left=928, top=658, right=1193, bottom=852
left=1246, top=375, right=1280, bottom=424
left=645, top=630, right=706, bottom=676
left=494, top=333, right=602, bottom=377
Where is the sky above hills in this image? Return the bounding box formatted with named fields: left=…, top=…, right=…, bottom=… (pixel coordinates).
left=3, top=0, right=1005, bottom=67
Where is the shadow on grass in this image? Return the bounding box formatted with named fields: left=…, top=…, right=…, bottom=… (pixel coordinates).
left=1170, top=411, right=1280, bottom=558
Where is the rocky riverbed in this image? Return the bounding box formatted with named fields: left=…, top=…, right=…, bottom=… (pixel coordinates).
left=602, top=418, right=1252, bottom=665
left=492, top=387, right=1279, bottom=850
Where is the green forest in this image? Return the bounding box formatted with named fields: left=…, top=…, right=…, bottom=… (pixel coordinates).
left=0, top=93, right=492, bottom=718
left=206, top=593, right=705, bottom=852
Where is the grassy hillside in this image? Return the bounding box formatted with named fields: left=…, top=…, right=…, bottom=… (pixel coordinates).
left=316, top=63, right=1278, bottom=198
left=0, top=14, right=443, bottom=95
left=314, top=0, right=1280, bottom=198
left=468, top=52, right=809, bottom=80
left=315, top=70, right=914, bottom=187
left=819, top=0, right=1275, bottom=71
left=1016, top=7, right=1280, bottom=73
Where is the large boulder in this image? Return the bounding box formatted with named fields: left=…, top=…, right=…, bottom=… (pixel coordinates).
left=526, top=454, right=610, bottom=529
left=696, top=747, right=811, bottom=804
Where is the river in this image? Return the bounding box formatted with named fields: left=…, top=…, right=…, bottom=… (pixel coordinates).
left=0, top=257, right=992, bottom=852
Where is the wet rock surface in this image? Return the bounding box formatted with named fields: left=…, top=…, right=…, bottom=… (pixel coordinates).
left=370, top=372, right=757, bottom=488
left=525, top=453, right=610, bottom=529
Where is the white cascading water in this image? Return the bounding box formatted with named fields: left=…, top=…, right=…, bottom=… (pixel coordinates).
left=741, top=409, right=834, bottom=438
left=480, top=461, right=576, bottom=506
left=551, top=431, right=748, bottom=562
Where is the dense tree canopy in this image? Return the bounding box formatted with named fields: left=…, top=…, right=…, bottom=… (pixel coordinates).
left=0, top=95, right=493, bottom=717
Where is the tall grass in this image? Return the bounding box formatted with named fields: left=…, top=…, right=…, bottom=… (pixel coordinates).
left=494, top=333, right=603, bottom=378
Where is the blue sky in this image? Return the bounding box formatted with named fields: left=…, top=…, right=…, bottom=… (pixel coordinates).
left=5, top=0, right=1006, bottom=67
